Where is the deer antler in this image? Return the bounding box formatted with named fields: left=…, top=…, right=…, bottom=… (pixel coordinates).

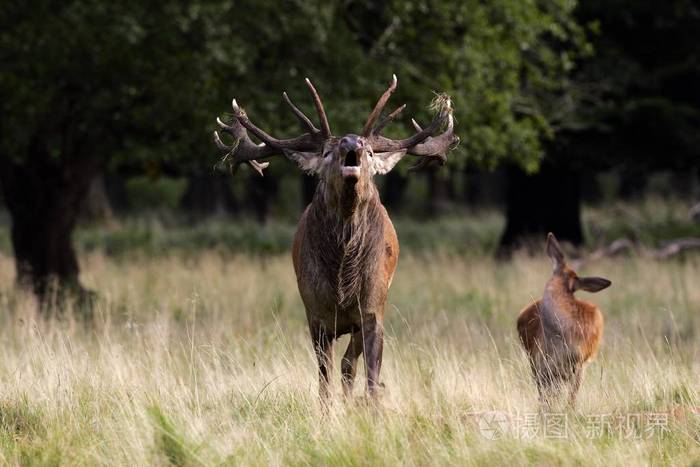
left=364, top=76, right=459, bottom=170
left=213, top=79, right=332, bottom=175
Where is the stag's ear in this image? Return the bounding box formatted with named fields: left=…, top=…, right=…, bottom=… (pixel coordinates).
left=371, top=151, right=406, bottom=175
left=546, top=232, right=566, bottom=269
left=574, top=276, right=611, bottom=293
left=286, top=151, right=324, bottom=175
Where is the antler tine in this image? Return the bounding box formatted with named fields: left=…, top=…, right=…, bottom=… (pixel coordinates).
left=408, top=109, right=457, bottom=155
left=213, top=128, right=275, bottom=176
left=213, top=96, right=320, bottom=176
left=371, top=96, right=454, bottom=152
left=407, top=111, right=459, bottom=171
left=363, top=74, right=398, bottom=137
left=213, top=127, right=230, bottom=150
left=233, top=106, right=289, bottom=149
left=370, top=95, right=458, bottom=171
left=370, top=116, right=440, bottom=151
left=230, top=99, right=319, bottom=151
left=283, top=91, right=319, bottom=135
left=411, top=118, right=423, bottom=132
left=248, top=159, right=270, bottom=176
left=213, top=110, right=278, bottom=176
left=304, top=78, right=332, bottom=139
left=404, top=118, right=429, bottom=171
left=372, top=104, right=406, bottom=136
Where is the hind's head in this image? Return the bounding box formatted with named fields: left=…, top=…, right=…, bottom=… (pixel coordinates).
left=546, top=232, right=612, bottom=294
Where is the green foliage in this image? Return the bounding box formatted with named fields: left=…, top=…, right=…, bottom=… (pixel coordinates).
left=0, top=0, right=589, bottom=175
left=569, top=0, right=700, bottom=169
left=0, top=198, right=695, bottom=258
left=377, top=0, right=590, bottom=171
left=125, top=176, right=188, bottom=210
left=0, top=1, right=223, bottom=169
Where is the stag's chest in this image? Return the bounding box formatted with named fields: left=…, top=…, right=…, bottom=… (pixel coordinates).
left=295, top=223, right=387, bottom=313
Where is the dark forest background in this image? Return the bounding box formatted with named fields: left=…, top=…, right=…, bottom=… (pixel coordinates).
left=0, top=0, right=699, bottom=301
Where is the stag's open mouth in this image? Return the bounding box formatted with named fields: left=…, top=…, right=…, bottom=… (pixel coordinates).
left=341, top=150, right=361, bottom=178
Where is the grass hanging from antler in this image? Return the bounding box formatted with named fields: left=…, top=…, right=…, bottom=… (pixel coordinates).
left=430, top=92, right=453, bottom=113
left=429, top=92, right=455, bottom=132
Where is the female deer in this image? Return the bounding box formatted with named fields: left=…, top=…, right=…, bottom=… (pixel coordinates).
left=517, top=233, right=611, bottom=407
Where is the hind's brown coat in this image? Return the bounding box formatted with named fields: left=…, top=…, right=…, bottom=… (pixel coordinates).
left=517, top=297, right=603, bottom=369
left=516, top=233, right=610, bottom=407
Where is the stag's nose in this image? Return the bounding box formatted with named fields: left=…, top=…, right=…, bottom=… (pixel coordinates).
left=339, top=135, right=365, bottom=156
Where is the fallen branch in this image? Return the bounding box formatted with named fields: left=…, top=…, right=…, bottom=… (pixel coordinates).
left=572, top=237, right=700, bottom=268
left=651, top=238, right=700, bottom=259
left=690, top=202, right=700, bottom=223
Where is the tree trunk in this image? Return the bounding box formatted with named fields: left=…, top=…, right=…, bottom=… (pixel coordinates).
left=247, top=172, right=278, bottom=224
left=381, top=171, right=408, bottom=214
left=104, top=173, right=129, bottom=212
left=618, top=165, right=647, bottom=199
left=462, top=167, right=506, bottom=207
left=180, top=171, right=237, bottom=217
left=425, top=169, right=450, bottom=216
left=498, top=163, right=583, bottom=257
left=81, top=175, right=116, bottom=225
left=0, top=155, right=97, bottom=302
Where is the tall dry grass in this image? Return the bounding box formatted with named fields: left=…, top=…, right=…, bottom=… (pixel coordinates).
left=0, top=248, right=698, bottom=465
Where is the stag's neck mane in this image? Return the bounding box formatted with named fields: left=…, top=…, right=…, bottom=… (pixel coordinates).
left=306, top=181, right=385, bottom=307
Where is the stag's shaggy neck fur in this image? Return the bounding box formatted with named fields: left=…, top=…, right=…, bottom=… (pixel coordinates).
left=306, top=178, right=385, bottom=307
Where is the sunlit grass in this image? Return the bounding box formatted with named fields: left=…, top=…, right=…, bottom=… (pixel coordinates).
left=0, top=246, right=698, bottom=465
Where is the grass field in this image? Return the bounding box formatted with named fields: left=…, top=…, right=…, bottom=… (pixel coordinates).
left=0, top=203, right=699, bottom=465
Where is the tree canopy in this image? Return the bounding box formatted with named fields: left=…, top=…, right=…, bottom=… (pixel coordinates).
left=0, top=0, right=589, bottom=175
left=0, top=0, right=590, bottom=297
left=570, top=0, right=700, bottom=171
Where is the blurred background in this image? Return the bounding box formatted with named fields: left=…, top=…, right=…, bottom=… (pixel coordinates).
left=1, top=0, right=699, bottom=301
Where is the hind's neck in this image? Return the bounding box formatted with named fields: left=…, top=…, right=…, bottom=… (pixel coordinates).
left=541, top=276, right=576, bottom=332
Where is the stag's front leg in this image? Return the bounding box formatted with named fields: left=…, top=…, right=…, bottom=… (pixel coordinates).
left=341, top=330, right=364, bottom=399
left=310, top=323, right=334, bottom=401
left=361, top=317, right=384, bottom=400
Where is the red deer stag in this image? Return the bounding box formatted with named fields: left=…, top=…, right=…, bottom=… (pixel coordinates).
left=214, top=76, right=458, bottom=401
left=517, top=233, right=611, bottom=407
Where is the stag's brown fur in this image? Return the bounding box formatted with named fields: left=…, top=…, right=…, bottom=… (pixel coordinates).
left=293, top=164, right=399, bottom=400
left=517, top=233, right=611, bottom=407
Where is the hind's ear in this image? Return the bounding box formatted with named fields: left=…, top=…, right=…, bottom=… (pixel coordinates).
left=546, top=232, right=565, bottom=269
left=575, top=276, right=612, bottom=293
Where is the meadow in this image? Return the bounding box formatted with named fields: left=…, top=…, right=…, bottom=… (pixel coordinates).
left=0, top=200, right=698, bottom=465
